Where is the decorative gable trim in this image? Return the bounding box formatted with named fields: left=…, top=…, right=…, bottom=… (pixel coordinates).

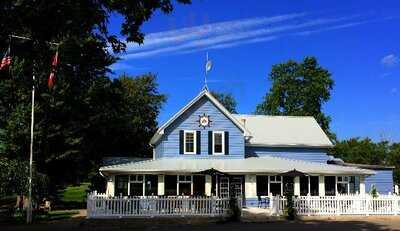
left=150, top=89, right=251, bottom=145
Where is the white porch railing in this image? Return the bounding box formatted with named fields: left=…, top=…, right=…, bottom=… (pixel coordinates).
left=87, top=192, right=236, bottom=218
left=269, top=194, right=400, bottom=216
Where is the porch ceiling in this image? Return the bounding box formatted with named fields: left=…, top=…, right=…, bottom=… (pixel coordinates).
left=99, top=156, right=375, bottom=176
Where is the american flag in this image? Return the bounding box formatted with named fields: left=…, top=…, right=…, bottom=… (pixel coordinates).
left=48, top=51, right=59, bottom=88
left=0, top=47, right=11, bottom=70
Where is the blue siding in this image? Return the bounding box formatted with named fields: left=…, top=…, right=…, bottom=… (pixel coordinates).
left=155, top=96, right=245, bottom=158
left=245, top=146, right=330, bottom=163
left=365, top=170, right=393, bottom=194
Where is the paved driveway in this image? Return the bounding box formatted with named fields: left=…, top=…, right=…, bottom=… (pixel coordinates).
left=3, top=216, right=400, bottom=231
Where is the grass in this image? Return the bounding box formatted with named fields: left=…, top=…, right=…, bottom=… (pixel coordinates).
left=58, top=183, right=89, bottom=203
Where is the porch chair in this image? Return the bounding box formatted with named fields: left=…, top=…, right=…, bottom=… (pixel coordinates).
left=258, top=196, right=267, bottom=208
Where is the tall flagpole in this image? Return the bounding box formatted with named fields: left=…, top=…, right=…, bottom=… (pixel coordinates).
left=27, top=70, right=35, bottom=224
left=9, top=34, right=59, bottom=224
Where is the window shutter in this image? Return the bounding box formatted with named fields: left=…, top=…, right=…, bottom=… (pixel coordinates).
left=196, top=131, right=201, bottom=154
left=224, top=131, right=229, bottom=155
left=208, top=131, right=213, bottom=155
left=179, top=130, right=184, bottom=154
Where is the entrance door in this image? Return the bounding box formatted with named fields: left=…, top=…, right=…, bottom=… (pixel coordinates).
left=219, top=177, right=229, bottom=198
left=230, top=177, right=243, bottom=198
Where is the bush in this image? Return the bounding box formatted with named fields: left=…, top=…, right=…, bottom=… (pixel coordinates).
left=228, top=196, right=241, bottom=221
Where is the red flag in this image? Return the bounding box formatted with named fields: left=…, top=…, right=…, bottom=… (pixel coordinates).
left=48, top=51, right=59, bottom=88
left=0, top=47, right=11, bottom=71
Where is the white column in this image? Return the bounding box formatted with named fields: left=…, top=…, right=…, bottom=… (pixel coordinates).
left=245, top=175, right=257, bottom=198
left=106, top=175, right=115, bottom=196
left=205, top=175, right=212, bottom=196
left=157, top=175, right=165, bottom=196
left=318, top=176, right=325, bottom=196
left=294, top=176, right=300, bottom=196
left=359, top=176, right=366, bottom=195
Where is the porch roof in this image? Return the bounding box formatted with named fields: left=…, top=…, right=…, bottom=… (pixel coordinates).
left=99, top=156, right=375, bottom=176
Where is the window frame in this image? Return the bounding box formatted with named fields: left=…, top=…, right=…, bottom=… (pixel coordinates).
left=128, top=175, right=145, bottom=196
left=212, top=131, right=225, bottom=155
left=336, top=176, right=350, bottom=195
left=177, top=175, right=193, bottom=195
left=183, top=130, right=197, bottom=154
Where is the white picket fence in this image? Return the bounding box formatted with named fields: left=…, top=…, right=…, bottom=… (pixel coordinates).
left=270, top=194, right=400, bottom=216
left=87, top=192, right=236, bottom=218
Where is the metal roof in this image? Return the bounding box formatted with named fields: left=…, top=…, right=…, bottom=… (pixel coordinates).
left=233, top=114, right=334, bottom=148
left=100, top=156, right=374, bottom=176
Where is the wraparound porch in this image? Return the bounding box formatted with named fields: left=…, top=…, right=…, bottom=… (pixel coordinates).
left=105, top=173, right=368, bottom=207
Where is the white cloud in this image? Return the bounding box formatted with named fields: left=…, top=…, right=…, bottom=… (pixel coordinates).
left=115, top=12, right=395, bottom=60
left=381, top=54, right=399, bottom=67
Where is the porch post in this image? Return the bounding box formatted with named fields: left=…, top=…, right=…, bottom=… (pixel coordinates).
left=106, top=175, right=115, bottom=196
left=318, top=176, right=325, bottom=196
left=245, top=175, right=257, bottom=198
left=359, top=176, right=366, bottom=195
left=157, top=175, right=165, bottom=196
left=205, top=175, right=212, bottom=196
left=294, top=176, right=300, bottom=196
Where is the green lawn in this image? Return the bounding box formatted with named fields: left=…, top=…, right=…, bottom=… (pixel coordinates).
left=58, top=183, right=89, bottom=203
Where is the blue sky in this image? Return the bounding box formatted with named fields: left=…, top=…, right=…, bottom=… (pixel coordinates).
left=108, top=0, right=400, bottom=142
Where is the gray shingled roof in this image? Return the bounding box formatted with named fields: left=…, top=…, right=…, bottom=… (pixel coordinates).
left=233, top=114, right=333, bottom=148
left=100, top=156, right=374, bottom=175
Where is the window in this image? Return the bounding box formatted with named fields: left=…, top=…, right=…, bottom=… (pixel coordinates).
left=213, top=131, right=224, bottom=154
left=184, top=131, right=196, bottom=154
left=193, top=175, right=205, bottom=196
left=165, top=175, right=177, bottom=196
left=145, top=175, right=158, bottom=196
left=300, top=176, right=319, bottom=196
left=269, top=176, right=282, bottom=196
left=310, top=176, right=319, bottom=196
left=178, top=175, right=192, bottom=196
left=337, top=176, right=350, bottom=195
left=256, top=176, right=268, bottom=196
left=349, top=176, right=359, bottom=194
left=129, top=175, right=144, bottom=196
left=300, top=176, right=309, bottom=196
left=325, top=176, right=336, bottom=196
left=115, top=175, right=128, bottom=196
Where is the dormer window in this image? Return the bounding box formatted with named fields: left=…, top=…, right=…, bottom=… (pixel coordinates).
left=213, top=131, right=225, bottom=155
left=184, top=130, right=196, bottom=154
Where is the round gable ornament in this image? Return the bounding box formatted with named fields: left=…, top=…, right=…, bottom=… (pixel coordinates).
left=197, top=113, right=212, bottom=128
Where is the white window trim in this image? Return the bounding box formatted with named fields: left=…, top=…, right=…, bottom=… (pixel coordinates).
left=269, top=175, right=283, bottom=196
left=336, top=176, right=350, bottom=195
left=184, top=130, right=197, bottom=154
left=212, top=131, right=225, bottom=155
left=128, top=174, right=145, bottom=196
left=177, top=175, right=193, bottom=195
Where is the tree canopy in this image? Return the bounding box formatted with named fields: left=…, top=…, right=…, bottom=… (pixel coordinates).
left=330, top=138, right=400, bottom=184
left=0, top=0, right=189, bottom=190
left=256, top=57, right=335, bottom=140
left=211, top=91, right=238, bottom=114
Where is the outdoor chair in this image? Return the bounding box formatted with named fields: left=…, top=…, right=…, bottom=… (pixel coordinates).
left=258, top=195, right=267, bottom=208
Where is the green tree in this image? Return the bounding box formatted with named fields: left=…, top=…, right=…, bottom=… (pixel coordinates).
left=256, top=57, right=335, bottom=140
left=0, top=0, right=189, bottom=186
left=211, top=91, right=238, bottom=114
left=330, top=138, right=400, bottom=184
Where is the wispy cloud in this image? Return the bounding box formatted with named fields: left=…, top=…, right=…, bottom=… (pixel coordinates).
left=118, top=12, right=396, bottom=60
left=391, top=88, right=398, bottom=95
left=381, top=54, right=399, bottom=67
